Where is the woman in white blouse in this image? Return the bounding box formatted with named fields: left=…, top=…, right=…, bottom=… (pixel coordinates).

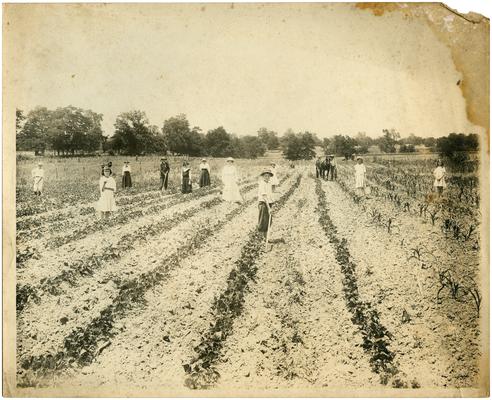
left=354, top=156, right=366, bottom=195
left=199, top=158, right=211, bottom=187
left=122, top=161, right=132, bottom=189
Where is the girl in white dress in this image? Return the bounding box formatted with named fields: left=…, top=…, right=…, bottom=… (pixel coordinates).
left=221, top=157, right=242, bottom=203
left=354, top=157, right=366, bottom=195
left=96, top=167, right=117, bottom=218
left=433, top=159, right=447, bottom=197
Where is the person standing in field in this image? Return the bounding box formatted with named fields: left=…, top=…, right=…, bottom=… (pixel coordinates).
left=329, top=155, right=337, bottom=181
left=31, top=162, right=45, bottom=196
left=159, top=157, right=170, bottom=191
left=121, top=161, right=132, bottom=189
left=181, top=161, right=193, bottom=194
left=354, top=156, right=366, bottom=195
left=221, top=157, right=242, bottom=203
left=433, top=159, right=447, bottom=198
left=199, top=158, right=211, bottom=187
left=96, top=166, right=117, bottom=219
left=270, top=162, right=280, bottom=201
left=257, top=169, right=274, bottom=239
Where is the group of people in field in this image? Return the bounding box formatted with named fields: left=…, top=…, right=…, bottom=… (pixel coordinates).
left=91, top=157, right=280, bottom=236
left=315, top=155, right=447, bottom=198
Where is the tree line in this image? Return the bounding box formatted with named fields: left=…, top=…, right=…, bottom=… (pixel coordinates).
left=16, top=107, right=479, bottom=162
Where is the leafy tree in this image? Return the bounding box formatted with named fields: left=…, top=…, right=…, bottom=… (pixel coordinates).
left=18, top=106, right=104, bottom=155
left=325, top=135, right=357, bottom=159
left=378, top=128, right=400, bottom=153
left=112, top=110, right=153, bottom=155
left=240, top=136, right=266, bottom=158
left=436, top=133, right=479, bottom=164
left=50, top=106, right=104, bottom=154
left=205, top=126, right=233, bottom=157
left=257, top=127, right=279, bottom=150
left=281, top=130, right=316, bottom=160
left=354, top=132, right=372, bottom=153
left=16, top=109, right=26, bottom=133
left=162, top=114, right=191, bottom=155
left=188, top=126, right=205, bottom=157
left=17, top=107, right=52, bottom=154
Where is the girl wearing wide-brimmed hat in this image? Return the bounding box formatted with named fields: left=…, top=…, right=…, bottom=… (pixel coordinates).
left=96, top=166, right=117, bottom=219
left=354, top=156, right=366, bottom=195
left=221, top=157, right=242, bottom=203
left=257, top=168, right=274, bottom=237
left=181, top=161, right=193, bottom=194
left=199, top=158, right=211, bottom=187
left=121, top=161, right=132, bottom=189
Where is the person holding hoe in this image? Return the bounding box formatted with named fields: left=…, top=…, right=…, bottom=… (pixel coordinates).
left=159, top=157, right=170, bottom=192
left=257, top=168, right=275, bottom=241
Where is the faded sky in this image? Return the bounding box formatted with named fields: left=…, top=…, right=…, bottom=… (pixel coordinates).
left=6, top=3, right=483, bottom=138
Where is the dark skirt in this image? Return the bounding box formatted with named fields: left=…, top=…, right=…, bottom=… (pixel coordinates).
left=181, top=179, right=192, bottom=193
left=258, top=202, right=273, bottom=232
left=122, top=171, right=132, bottom=188
left=199, top=169, right=211, bottom=187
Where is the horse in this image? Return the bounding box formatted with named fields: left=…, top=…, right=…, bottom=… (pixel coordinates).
left=316, top=157, right=333, bottom=179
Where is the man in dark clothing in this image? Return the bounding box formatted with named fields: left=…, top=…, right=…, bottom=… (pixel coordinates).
left=160, top=157, right=170, bottom=191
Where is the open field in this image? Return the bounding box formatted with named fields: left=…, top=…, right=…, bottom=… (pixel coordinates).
left=14, top=154, right=484, bottom=392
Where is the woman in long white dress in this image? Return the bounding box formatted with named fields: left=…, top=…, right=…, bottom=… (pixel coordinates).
left=221, top=157, right=242, bottom=203
left=96, top=166, right=117, bottom=219
left=354, top=156, right=366, bottom=196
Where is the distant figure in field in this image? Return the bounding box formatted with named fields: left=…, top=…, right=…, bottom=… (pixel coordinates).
left=97, top=166, right=117, bottom=219
left=199, top=158, right=211, bottom=188
left=31, top=162, right=45, bottom=196
left=270, top=162, right=279, bottom=201
left=354, top=156, right=367, bottom=195
left=121, top=161, right=132, bottom=189
left=329, top=155, right=337, bottom=181
left=159, top=157, right=170, bottom=191
left=433, top=159, right=447, bottom=198
left=257, top=168, right=274, bottom=239
left=221, top=157, right=242, bottom=203
left=181, top=161, right=193, bottom=194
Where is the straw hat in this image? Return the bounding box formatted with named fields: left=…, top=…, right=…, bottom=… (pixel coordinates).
left=260, top=168, right=274, bottom=177
left=226, top=157, right=234, bottom=162
left=356, top=156, right=363, bottom=160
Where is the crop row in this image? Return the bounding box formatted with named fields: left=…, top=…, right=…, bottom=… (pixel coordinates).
left=328, top=168, right=482, bottom=322
left=16, top=178, right=259, bottom=268
left=183, top=175, right=302, bottom=389
left=16, top=185, right=180, bottom=232
left=17, top=174, right=298, bottom=387
left=336, top=164, right=480, bottom=247
left=314, top=178, right=409, bottom=387
left=16, top=178, right=266, bottom=314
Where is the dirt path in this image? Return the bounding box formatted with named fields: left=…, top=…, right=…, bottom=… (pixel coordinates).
left=214, top=175, right=380, bottom=389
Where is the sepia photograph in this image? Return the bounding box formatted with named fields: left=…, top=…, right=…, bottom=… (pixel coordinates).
left=3, top=2, right=490, bottom=397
